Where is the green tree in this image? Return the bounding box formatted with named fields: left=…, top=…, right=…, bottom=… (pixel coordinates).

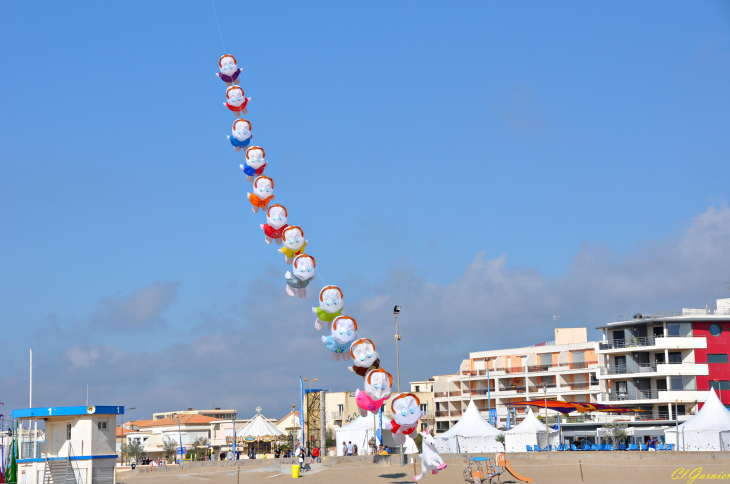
left=190, top=437, right=209, bottom=461
left=495, top=433, right=505, bottom=451
left=163, top=437, right=178, bottom=463
left=603, top=420, right=628, bottom=448
left=124, top=440, right=143, bottom=464
left=325, top=427, right=336, bottom=450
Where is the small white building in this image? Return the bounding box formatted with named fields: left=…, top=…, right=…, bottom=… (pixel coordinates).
left=12, top=405, right=122, bottom=484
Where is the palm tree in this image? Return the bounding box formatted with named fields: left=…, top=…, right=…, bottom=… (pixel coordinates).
left=190, top=437, right=210, bottom=461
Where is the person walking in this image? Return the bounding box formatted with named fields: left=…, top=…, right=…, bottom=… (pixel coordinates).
left=347, top=441, right=354, bottom=456
left=342, top=441, right=347, bottom=456
left=297, top=446, right=305, bottom=472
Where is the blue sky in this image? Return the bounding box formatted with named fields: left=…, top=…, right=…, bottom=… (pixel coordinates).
left=1, top=1, right=729, bottom=419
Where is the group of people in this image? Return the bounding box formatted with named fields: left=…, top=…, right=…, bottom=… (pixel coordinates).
left=341, top=441, right=360, bottom=455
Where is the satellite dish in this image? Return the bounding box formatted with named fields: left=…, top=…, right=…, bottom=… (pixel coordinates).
left=87, top=405, right=96, bottom=414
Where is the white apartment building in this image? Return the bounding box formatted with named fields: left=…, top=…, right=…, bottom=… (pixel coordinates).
left=432, top=328, right=599, bottom=433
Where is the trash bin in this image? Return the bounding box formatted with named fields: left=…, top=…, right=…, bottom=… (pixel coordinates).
left=291, top=465, right=300, bottom=478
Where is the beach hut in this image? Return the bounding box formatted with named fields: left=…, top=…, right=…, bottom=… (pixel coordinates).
left=436, top=400, right=503, bottom=453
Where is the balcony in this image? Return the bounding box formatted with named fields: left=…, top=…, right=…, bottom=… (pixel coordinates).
left=331, top=411, right=343, bottom=420
left=607, top=389, right=659, bottom=401
left=568, top=360, right=598, bottom=370
left=527, top=364, right=552, bottom=373
left=497, top=386, right=526, bottom=393
left=600, top=363, right=657, bottom=375
left=434, top=392, right=448, bottom=398
left=504, top=366, right=525, bottom=374
left=599, top=336, right=656, bottom=350
left=435, top=411, right=449, bottom=418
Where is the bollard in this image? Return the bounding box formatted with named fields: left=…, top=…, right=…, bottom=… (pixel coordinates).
left=291, top=464, right=300, bottom=478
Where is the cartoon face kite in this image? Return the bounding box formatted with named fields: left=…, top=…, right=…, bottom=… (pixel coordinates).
left=277, top=226, right=307, bottom=264
left=312, top=285, right=344, bottom=331
left=354, top=368, right=393, bottom=417
left=216, top=54, right=241, bottom=86
left=285, top=254, right=315, bottom=298
left=240, top=146, right=267, bottom=182
left=247, top=176, right=275, bottom=213
left=227, top=119, right=253, bottom=152
left=386, top=393, right=423, bottom=445
left=320, top=315, right=357, bottom=361
left=260, top=204, right=288, bottom=245
left=348, top=339, right=380, bottom=378
left=223, top=86, right=250, bottom=117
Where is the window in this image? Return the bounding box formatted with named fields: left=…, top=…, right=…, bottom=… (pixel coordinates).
left=668, top=352, right=682, bottom=364
left=66, top=423, right=72, bottom=441
left=670, top=377, right=683, bottom=390
left=590, top=373, right=598, bottom=385
left=420, top=403, right=428, bottom=414
left=656, top=379, right=667, bottom=391
left=667, top=323, right=680, bottom=337
left=708, top=354, right=728, bottom=364
left=710, top=324, right=723, bottom=337
left=415, top=386, right=420, bottom=392
left=710, top=380, right=730, bottom=391
left=653, top=326, right=664, bottom=337
left=97, top=421, right=107, bottom=431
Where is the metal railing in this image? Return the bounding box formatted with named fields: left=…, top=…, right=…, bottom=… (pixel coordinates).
left=600, top=362, right=657, bottom=375
left=434, top=392, right=448, bottom=398
left=527, top=364, right=553, bottom=373
left=568, top=360, right=598, bottom=369
left=498, top=386, right=526, bottom=393
left=599, top=337, right=656, bottom=350
left=606, top=389, right=659, bottom=401
left=504, top=367, right=525, bottom=374
left=613, top=308, right=711, bottom=322
left=331, top=411, right=343, bottom=420
left=527, top=383, right=556, bottom=393
left=449, top=391, right=462, bottom=397
left=435, top=411, right=449, bottom=417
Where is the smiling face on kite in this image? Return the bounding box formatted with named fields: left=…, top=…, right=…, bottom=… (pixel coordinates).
left=219, top=55, right=238, bottom=76
left=364, top=368, right=392, bottom=401
left=391, top=393, right=423, bottom=427
left=266, top=204, right=287, bottom=229
left=319, top=286, right=343, bottom=314
left=246, top=147, right=266, bottom=169
left=253, top=176, right=273, bottom=198
left=330, top=316, right=357, bottom=345
left=350, top=339, right=378, bottom=369
left=226, top=86, right=246, bottom=107
left=232, top=119, right=252, bottom=141
left=282, top=226, right=305, bottom=251
left=292, top=254, right=316, bottom=281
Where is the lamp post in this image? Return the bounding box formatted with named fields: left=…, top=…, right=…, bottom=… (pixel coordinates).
left=542, top=384, right=549, bottom=451
left=394, top=306, right=401, bottom=392
left=120, top=407, right=135, bottom=465
left=303, top=378, right=317, bottom=452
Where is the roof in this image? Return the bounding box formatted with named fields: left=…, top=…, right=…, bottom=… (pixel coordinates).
left=505, top=408, right=559, bottom=435
left=276, top=411, right=299, bottom=425
left=117, top=428, right=140, bottom=438
left=439, top=401, right=502, bottom=438
left=133, top=415, right=217, bottom=428
left=232, top=412, right=285, bottom=438
left=666, top=390, right=730, bottom=433
left=11, top=406, right=124, bottom=419
left=125, top=420, right=154, bottom=428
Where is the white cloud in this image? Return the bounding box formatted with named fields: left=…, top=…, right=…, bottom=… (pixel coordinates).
left=90, top=281, right=180, bottom=331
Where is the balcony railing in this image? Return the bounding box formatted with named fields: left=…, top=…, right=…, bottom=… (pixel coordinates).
left=331, top=411, right=343, bottom=420
left=470, top=388, right=495, bottom=396
left=435, top=411, right=449, bottom=417
left=607, top=389, right=659, bottom=401
left=569, top=360, right=598, bottom=369
left=527, top=364, right=553, bottom=373
left=434, top=392, right=448, bottom=398
left=527, top=383, right=556, bottom=393
left=498, top=386, right=526, bottom=393
left=449, top=391, right=462, bottom=397
left=600, top=363, right=657, bottom=375
left=599, top=336, right=656, bottom=350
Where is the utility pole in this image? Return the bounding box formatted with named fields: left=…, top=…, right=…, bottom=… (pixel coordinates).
left=394, top=306, right=401, bottom=392
left=542, top=383, right=549, bottom=451
left=30, top=349, right=33, bottom=407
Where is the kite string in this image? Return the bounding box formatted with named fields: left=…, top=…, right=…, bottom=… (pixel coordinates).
left=211, top=0, right=227, bottom=53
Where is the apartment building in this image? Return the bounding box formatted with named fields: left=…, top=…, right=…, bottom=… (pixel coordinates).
left=152, top=408, right=237, bottom=421
left=596, top=297, right=730, bottom=419
left=432, top=327, right=600, bottom=433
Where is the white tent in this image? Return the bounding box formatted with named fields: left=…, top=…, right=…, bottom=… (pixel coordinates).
left=436, top=400, right=504, bottom=453
left=335, top=412, right=397, bottom=456
left=665, top=390, right=730, bottom=451
left=504, top=408, right=559, bottom=452
left=403, top=435, right=419, bottom=455
left=225, top=408, right=286, bottom=452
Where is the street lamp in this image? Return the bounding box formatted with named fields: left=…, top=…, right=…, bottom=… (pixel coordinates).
left=121, top=407, right=135, bottom=465
left=394, top=306, right=401, bottom=392
left=542, top=384, right=549, bottom=451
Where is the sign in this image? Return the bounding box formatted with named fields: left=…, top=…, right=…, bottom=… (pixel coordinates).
left=489, top=409, right=497, bottom=427
left=176, top=447, right=186, bottom=455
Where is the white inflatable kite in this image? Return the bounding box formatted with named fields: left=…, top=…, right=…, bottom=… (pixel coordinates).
left=312, top=285, right=344, bottom=331
left=321, top=315, right=357, bottom=361
left=216, top=54, right=241, bottom=86
left=355, top=367, right=392, bottom=417
left=414, top=429, right=447, bottom=481
left=348, top=338, right=380, bottom=378
left=247, top=176, right=275, bottom=213
left=224, top=85, right=250, bottom=117
left=228, top=118, right=254, bottom=151
left=260, top=204, right=288, bottom=245
left=285, top=254, right=315, bottom=298
left=240, top=146, right=267, bottom=182
left=385, top=393, right=423, bottom=445
left=278, top=226, right=307, bottom=264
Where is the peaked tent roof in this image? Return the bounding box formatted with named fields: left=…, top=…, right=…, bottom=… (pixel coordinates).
left=505, top=408, right=558, bottom=435
left=440, top=400, right=502, bottom=438
left=404, top=435, right=419, bottom=454
left=667, top=390, right=730, bottom=432
left=236, top=412, right=285, bottom=437
left=335, top=412, right=392, bottom=431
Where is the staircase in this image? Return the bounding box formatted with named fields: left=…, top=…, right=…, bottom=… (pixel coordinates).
left=41, top=457, right=78, bottom=484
